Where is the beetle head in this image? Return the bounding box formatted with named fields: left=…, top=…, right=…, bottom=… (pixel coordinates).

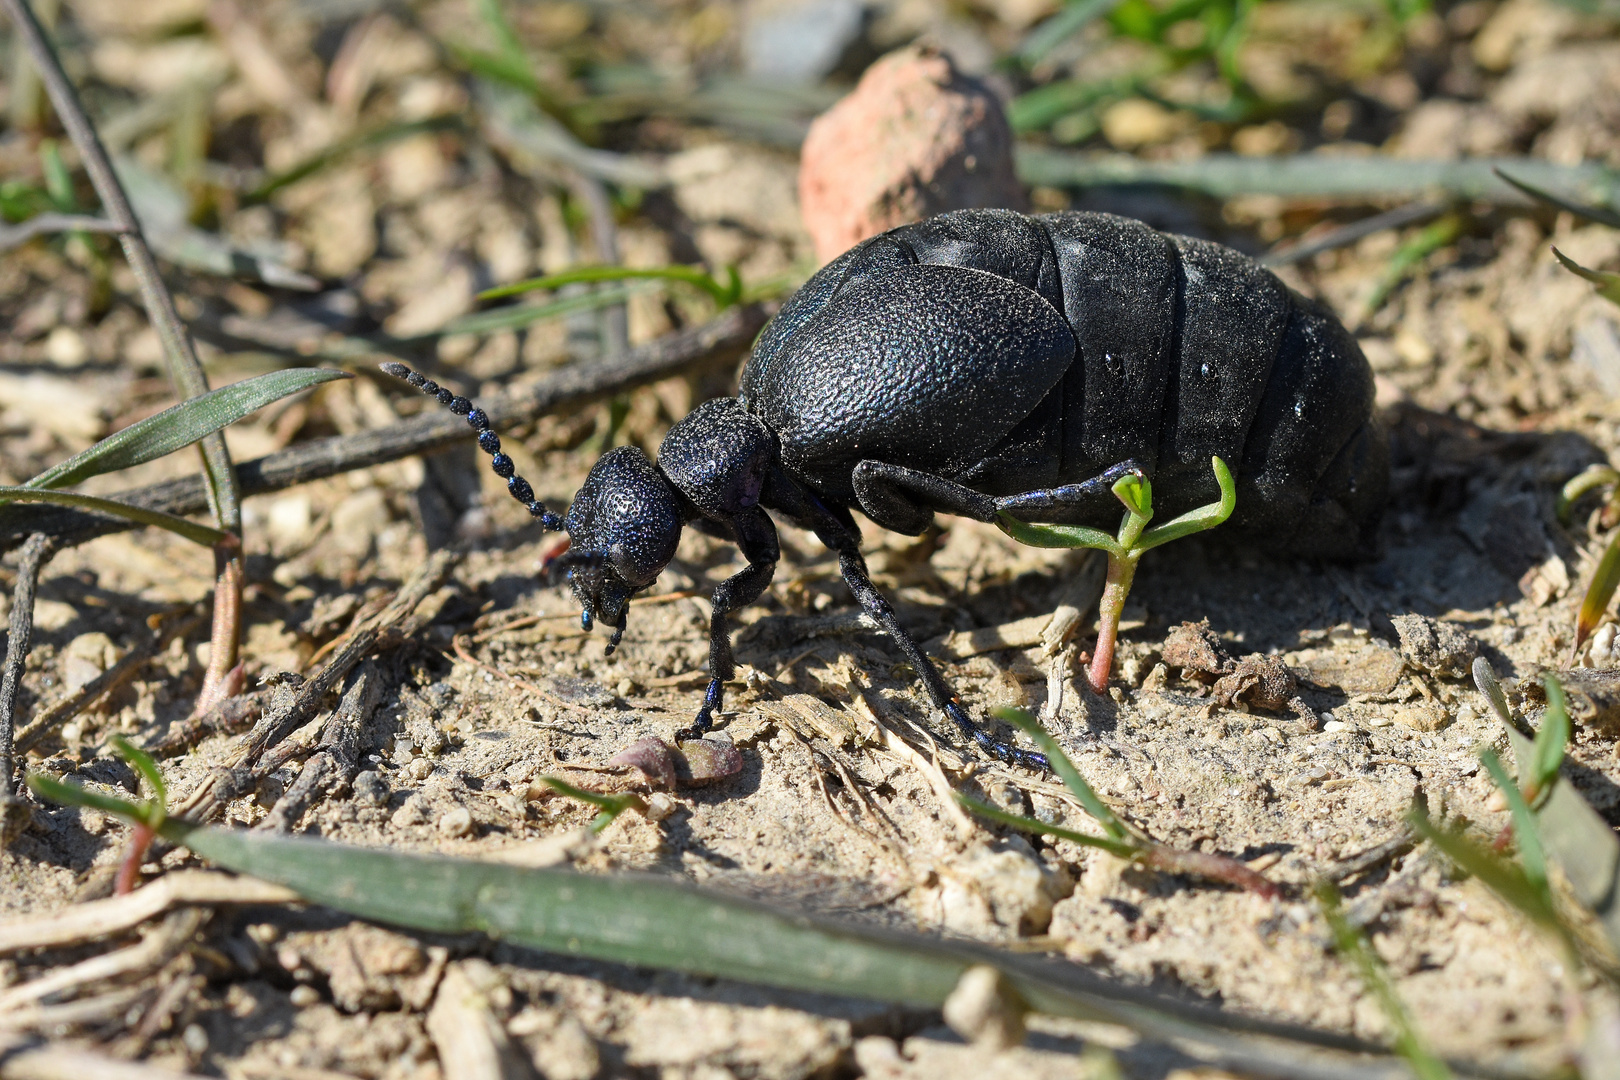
left=562, top=446, right=684, bottom=650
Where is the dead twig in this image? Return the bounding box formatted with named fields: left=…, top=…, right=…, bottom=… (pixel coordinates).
left=257, top=661, right=383, bottom=833
left=0, top=212, right=128, bottom=251
left=1, top=533, right=57, bottom=843
left=173, top=546, right=461, bottom=823
left=143, top=689, right=265, bottom=757
left=0, top=870, right=296, bottom=955
left=0, top=908, right=205, bottom=1019
left=0, top=305, right=767, bottom=552
left=0, top=1031, right=211, bottom=1079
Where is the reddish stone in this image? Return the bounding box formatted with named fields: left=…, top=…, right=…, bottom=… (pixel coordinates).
left=798, top=46, right=1027, bottom=264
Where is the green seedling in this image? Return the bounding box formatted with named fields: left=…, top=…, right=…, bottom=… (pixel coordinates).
left=1313, top=880, right=1452, bottom=1080
left=535, top=775, right=646, bottom=833
left=1555, top=465, right=1620, bottom=660
left=30, top=735, right=168, bottom=894
left=479, top=263, right=745, bottom=309
left=955, top=707, right=1278, bottom=897
left=995, top=455, right=1235, bottom=692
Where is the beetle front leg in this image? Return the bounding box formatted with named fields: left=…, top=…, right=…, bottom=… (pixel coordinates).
left=676, top=508, right=778, bottom=742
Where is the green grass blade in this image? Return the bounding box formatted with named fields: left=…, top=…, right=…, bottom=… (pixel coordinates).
left=25, top=368, right=350, bottom=491
left=0, top=488, right=227, bottom=547
left=479, top=264, right=736, bottom=305
left=1019, top=0, right=1126, bottom=65
left=27, top=773, right=148, bottom=821
left=19, top=776, right=1441, bottom=1075
left=992, top=707, right=1128, bottom=840
left=438, top=282, right=658, bottom=337
left=955, top=793, right=1138, bottom=858
left=1137, top=456, right=1235, bottom=551
left=111, top=734, right=167, bottom=810
left=1478, top=749, right=1549, bottom=896
left=1533, top=677, right=1572, bottom=799
left=537, top=776, right=643, bottom=833
left=1557, top=464, right=1619, bottom=524
left=1496, top=168, right=1620, bottom=229
left=247, top=117, right=462, bottom=202
left=1313, top=881, right=1453, bottom=1080
left=1554, top=248, right=1620, bottom=307
left=1574, top=532, right=1620, bottom=658
left=1408, top=804, right=1561, bottom=932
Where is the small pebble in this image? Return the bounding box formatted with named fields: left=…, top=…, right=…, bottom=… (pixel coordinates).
left=1323, top=719, right=1349, bottom=733
left=406, top=758, right=433, bottom=781
left=644, top=792, right=677, bottom=821
left=182, top=1023, right=210, bottom=1054
left=352, top=770, right=389, bottom=807
left=439, top=806, right=473, bottom=837
left=289, top=985, right=321, bottom=1007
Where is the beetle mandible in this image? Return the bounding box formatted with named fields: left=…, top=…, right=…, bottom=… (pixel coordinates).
left=384, top=208, right=1389, bottom=771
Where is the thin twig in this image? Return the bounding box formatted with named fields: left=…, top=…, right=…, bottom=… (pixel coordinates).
left=1, top=533, right=57, bottom=843
left=0, top=1030, right=213, bottom=1080
left=0, top=305, right=767, bottom=551
left=0, top=908, right=204, bottom=1015
left=257, top=661, right=383, bottom=833
left=172, top=546, right=462, bottom=823
left=1260, top=201, right=1448, bottom=267
left=0, top=869, right=297, bottom=954
left=0, top=212, right=127, bottom=251
left=1, top=0, right=244, bottom=680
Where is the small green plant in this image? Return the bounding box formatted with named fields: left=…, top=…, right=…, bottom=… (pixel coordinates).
left=535, top=775, right=646, bottom=833
left=1313, top=881, right=1452, bottom=1080
left=995, top=456, right=1235, bottom=691
left=30, top=735, right=169, bottom=894
left=479, top=263, right=747, bottom=309
left=955, top=706, right=1277, bottom=896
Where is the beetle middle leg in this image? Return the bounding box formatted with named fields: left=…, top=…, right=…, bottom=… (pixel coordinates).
left=796, top=507, right=1049, bottom=771
left=676, top=507, right=779, bottom=741
left=852, top=459, right=1145, bottom=530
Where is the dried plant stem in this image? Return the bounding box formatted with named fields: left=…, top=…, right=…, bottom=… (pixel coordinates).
left=0, top=211, right=127, bottom=251
left=1, top=533, right=57, bottom=842
left=1, top=0, right=244, bottom=679
left=173, top=546, right=462, bottom=824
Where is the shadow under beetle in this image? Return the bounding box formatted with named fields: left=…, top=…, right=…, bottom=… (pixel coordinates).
left=385, top=208, right=1389, bottom=771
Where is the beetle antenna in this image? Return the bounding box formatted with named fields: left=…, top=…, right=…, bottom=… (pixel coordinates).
left=380, top=362, right=563, bottom=531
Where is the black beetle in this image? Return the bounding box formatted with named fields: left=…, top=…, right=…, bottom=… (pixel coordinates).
left=384, top=208, right=1388, bottom=770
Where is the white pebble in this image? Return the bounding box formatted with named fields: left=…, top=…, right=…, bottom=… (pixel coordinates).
left=289, top=985, right=320, bottom=1007
left=439, top=807, right=473, bottom=838
left=1323, top=720, right=1348, bottom=733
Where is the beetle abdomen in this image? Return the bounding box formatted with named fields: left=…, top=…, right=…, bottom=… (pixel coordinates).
left=746, top=208, right=1387, bottom=558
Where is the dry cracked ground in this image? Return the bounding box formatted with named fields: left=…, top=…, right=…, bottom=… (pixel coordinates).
left=4, top=0, right=1620, bottom=1077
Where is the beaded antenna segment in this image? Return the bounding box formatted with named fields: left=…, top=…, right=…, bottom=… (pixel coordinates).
left=379, top=362, right=564, bottom=532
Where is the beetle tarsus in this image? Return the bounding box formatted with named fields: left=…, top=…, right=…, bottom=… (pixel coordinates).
left=946, top=701, right=1050, bottom=771
left=675, top=679, right=725, bottom=742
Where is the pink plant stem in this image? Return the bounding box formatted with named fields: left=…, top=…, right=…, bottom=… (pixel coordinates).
left=1086, top=556, right=1136, bottom=693
left=115, top=823, right=155, bottom=895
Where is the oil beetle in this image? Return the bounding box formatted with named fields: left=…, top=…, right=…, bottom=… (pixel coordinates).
left=384, top=208, right=1388, bottom=770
